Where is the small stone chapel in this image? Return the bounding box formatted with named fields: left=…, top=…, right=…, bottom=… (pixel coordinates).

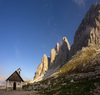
left=6, top=68, right=24, bottom=91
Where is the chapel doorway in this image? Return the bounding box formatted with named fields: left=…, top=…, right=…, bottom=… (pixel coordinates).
left=13, top=82, right=16, bottom=90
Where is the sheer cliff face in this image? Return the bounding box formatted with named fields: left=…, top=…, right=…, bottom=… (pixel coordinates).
left=35, top=54, right=48, bottom=78
left=70, top=3, right=100, bottom=57
left=50, top=49, right=56, bottom=68
left=54, top=37, right=70, bottom=67
left=42, top=54, right=48, bottom=72
left=35, top=37, right=70, bottom=78
left=49, top=37, right=70, bottom=69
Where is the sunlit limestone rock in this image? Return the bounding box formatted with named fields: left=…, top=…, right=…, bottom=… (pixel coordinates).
left=70, top=3, right=100, bottom=58
left=49, top=49, right=56, bottom=68
left=54, top=37, right=70, bottom=67
left=33, top=37, right=70, bottom=81
left=49, top=43, right=59, bottom=69
left=43, top=37, right=70, bottom=79
left=34, top=54, right=48, bottom=78
left=42, top=54, right=48, bottom=73
left=49, top=37, right=70, bottom=69
left=35, top=62, right=43, bottom=78
left=61, top=37, right=70, bottom=52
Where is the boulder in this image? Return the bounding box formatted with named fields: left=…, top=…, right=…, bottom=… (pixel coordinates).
left=28, top=86, right=32, bottom=91
left=61, top=83, right=67, bottom=86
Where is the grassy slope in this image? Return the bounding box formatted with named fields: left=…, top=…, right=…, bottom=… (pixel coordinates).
left=39, top=47, right=100, bottom=95
left=57, top=47, right=97, bottom=75
left=23, top=46, right=100, bottom=95
left=39, top=77, right=100, bottom=95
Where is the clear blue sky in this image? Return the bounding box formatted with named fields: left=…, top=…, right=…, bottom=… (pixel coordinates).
left=0, top=0, right=99, bottom=80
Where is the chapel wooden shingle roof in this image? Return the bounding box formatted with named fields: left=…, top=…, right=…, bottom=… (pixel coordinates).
left=6, top=71, right=24, bottom=82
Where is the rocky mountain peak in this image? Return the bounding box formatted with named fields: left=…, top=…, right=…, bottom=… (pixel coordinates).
left=70, top=3, right=100, bottom=57
left=63, top=37, right=68, bottom=41
left=34, top=54, right=48, bottom=78
left=50, top=49, right=56, bottom=68
left=33, top=3, right=100, bottom=82
left=43, top=54, right=47, bottom=57
left=33, top=36, right=71, bottom=81
left=49, top=37, right=70, bottom=69
left=61, top=37, right=70, bottom=51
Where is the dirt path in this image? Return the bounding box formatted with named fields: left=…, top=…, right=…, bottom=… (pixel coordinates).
left=0, top=89, right=41, bottom=95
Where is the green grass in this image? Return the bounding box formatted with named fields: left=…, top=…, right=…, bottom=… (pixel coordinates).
left=22, top=83, right=32, bottom=89
left=57, top=47, right=97, bottom=75
left=40, top=78, right=100, bottom=95
left=23, top=46, right=100, bottom=95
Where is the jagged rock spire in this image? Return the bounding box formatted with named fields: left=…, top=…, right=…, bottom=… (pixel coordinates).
left=61, top=37, right=70, bottom=51
left=50, top=49, right=56, bottom=68
left=35, top=54, right=48, bottom=78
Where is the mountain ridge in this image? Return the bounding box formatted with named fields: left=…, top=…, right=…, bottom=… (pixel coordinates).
left=32, top=3, right=100, bottom=83
left=23, top=3, right=100, bottom=95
